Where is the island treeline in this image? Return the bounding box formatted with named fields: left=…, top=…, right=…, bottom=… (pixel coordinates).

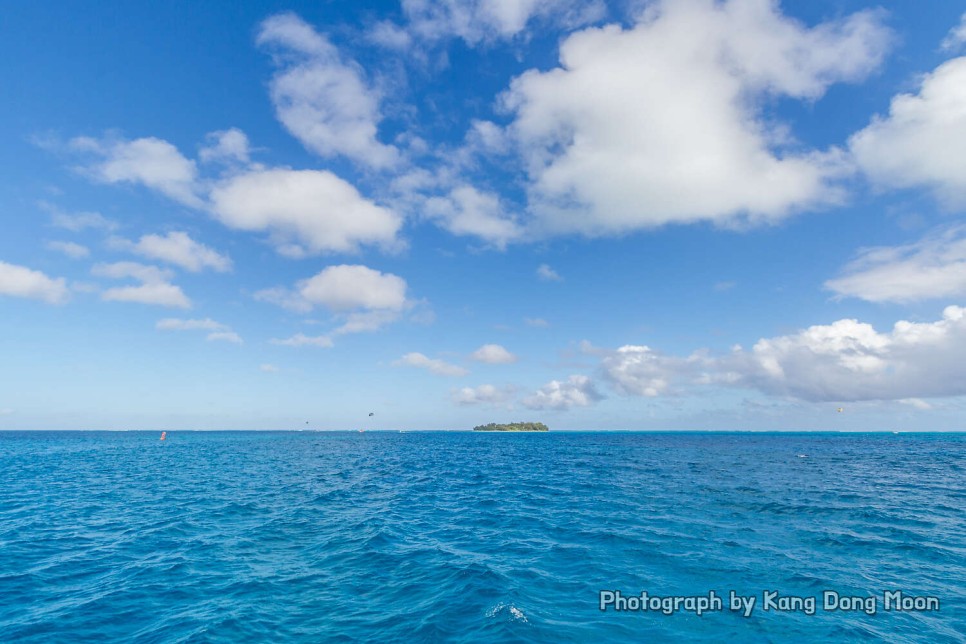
left=472, top=422, right=549, bottom=432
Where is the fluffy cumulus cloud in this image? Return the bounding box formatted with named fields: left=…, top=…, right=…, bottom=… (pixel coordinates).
left=734, top=307, right=966, bottom=402
left=300, top=264, right=406, bottom=311
left=62, top=129, right=403, bottom=258
left=199, top=128, right=251, bottom=164
left=70, top=135, right=203, bottom=207
left=601, top=345, right=714, bottom=397
left=470, top=343, right=518, bottom=364
left=850, top=56, right=966, bottom=208
left=257, top=13, right=399, bottom=168
left=423, top=185, right=521, bottom=248
left=500, top=0, right=890, bottom=236
left=258, top=265, right=410, bottom=337
left=522, top=374, right=602, bottom=409
left=210, top=169, right=402, bottom=256
left=596, top=307, right=966, bottom=403
left=826, top=226, right=966, bottom=303
left=400, top=0, right=606, bottom=45
left=452, top=383, right=514, bottom=405
left=112, top=231, right=231, bottom=272
left=92, top=261, right=190, bottom=308
left=394, top=352, right=468, bottom=377
left=0, top=261, right=69, bottom=304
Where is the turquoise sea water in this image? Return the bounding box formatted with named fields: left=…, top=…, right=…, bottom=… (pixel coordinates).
left=0, top=431, right=963, bottom=642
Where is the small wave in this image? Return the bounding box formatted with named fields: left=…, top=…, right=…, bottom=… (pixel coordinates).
left=486, top=602, right=529, bottom=623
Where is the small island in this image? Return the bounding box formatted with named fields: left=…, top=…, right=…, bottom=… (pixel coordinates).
left=473, top=422, right=549, bottom=432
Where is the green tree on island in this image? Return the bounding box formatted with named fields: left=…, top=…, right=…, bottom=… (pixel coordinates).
left=472, top=422, right=549, bottom=432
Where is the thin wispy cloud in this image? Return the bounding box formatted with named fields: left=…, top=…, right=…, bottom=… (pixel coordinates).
left=394, top=352, right=468, bottom=377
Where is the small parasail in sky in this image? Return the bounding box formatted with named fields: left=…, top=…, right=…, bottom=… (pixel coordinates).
left=836, top=407, right=844, bottom=413
left=369, top=412, right=374, bottom=417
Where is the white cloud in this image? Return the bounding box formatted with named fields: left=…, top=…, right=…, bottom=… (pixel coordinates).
left=46, top=241, right=89, bottom=259
left=470, top=343, right=518, bottom=364
left=260, top=363, right=280, bottom=373
left=156, top=318, right=227, bottom=331
left=257, top=13, right=399, bottom=168
left=850, top=56, right=966, bottom=208
left=270, top=333, right=334, bottom=348
left=601, top=344, right=713, bottom=397
left=300, top=264, right=407, bottom=311
left=826, top=225, right=966, bottom=303
left=199, top=128, right=251, bottom=164
left=941, top=13, right=966, bottom=51
left=393, top=352, right=468, bottom=377
left=101, top=283, right=191, bottom=308
left=501, top=0, right=889, bottom=236
left=522, top=374, right=602, bottom=409
left=0, top=261, right=69, bottom=304
left=210, top=168, right=402, bottom=256
left=0, top=408, right=12, bottom=416
left=400, top=0, right=606, bottom=45
left=423, top=185, right=521, bottom=248
left=70, top=135, right=203, bottom=207
left=466, top=119, right=510, bottom=155
left=256, top=264, right=409, bottom=328
left=207, top=331, right=243, bottom=344
left=92, top=261, right=190, bottom=308
left=113, top=231, right=231, bottom=273
left=367, top=20, right=414, bottom=50
left=524, top=317, right=549, bottom=328
left=92, top=261, right=173, bottom=283
left=732, top=306, right=966, bottom=402
left=157, top=317, right=243, bottom=342
left=536, top=264, right=561, bottom=281
left=592, top=307, right=966, bottom=403
left=452, top=383, right=514, bottom=405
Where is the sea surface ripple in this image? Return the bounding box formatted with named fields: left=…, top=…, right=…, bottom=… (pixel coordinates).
left=0, top=431, right=963, bottom=642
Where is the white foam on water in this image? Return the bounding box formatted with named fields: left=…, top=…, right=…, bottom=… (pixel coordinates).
left=486, top=602, right=528, bottom=623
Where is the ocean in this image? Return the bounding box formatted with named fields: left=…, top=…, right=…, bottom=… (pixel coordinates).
left=0, top=431, right=963, bottom=642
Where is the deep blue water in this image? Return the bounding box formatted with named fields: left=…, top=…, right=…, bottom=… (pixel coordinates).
left=0, top=431, right=963, bottom=643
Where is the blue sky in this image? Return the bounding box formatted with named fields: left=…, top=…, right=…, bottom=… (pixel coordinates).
left=2, top=0, right=966, bottom=430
